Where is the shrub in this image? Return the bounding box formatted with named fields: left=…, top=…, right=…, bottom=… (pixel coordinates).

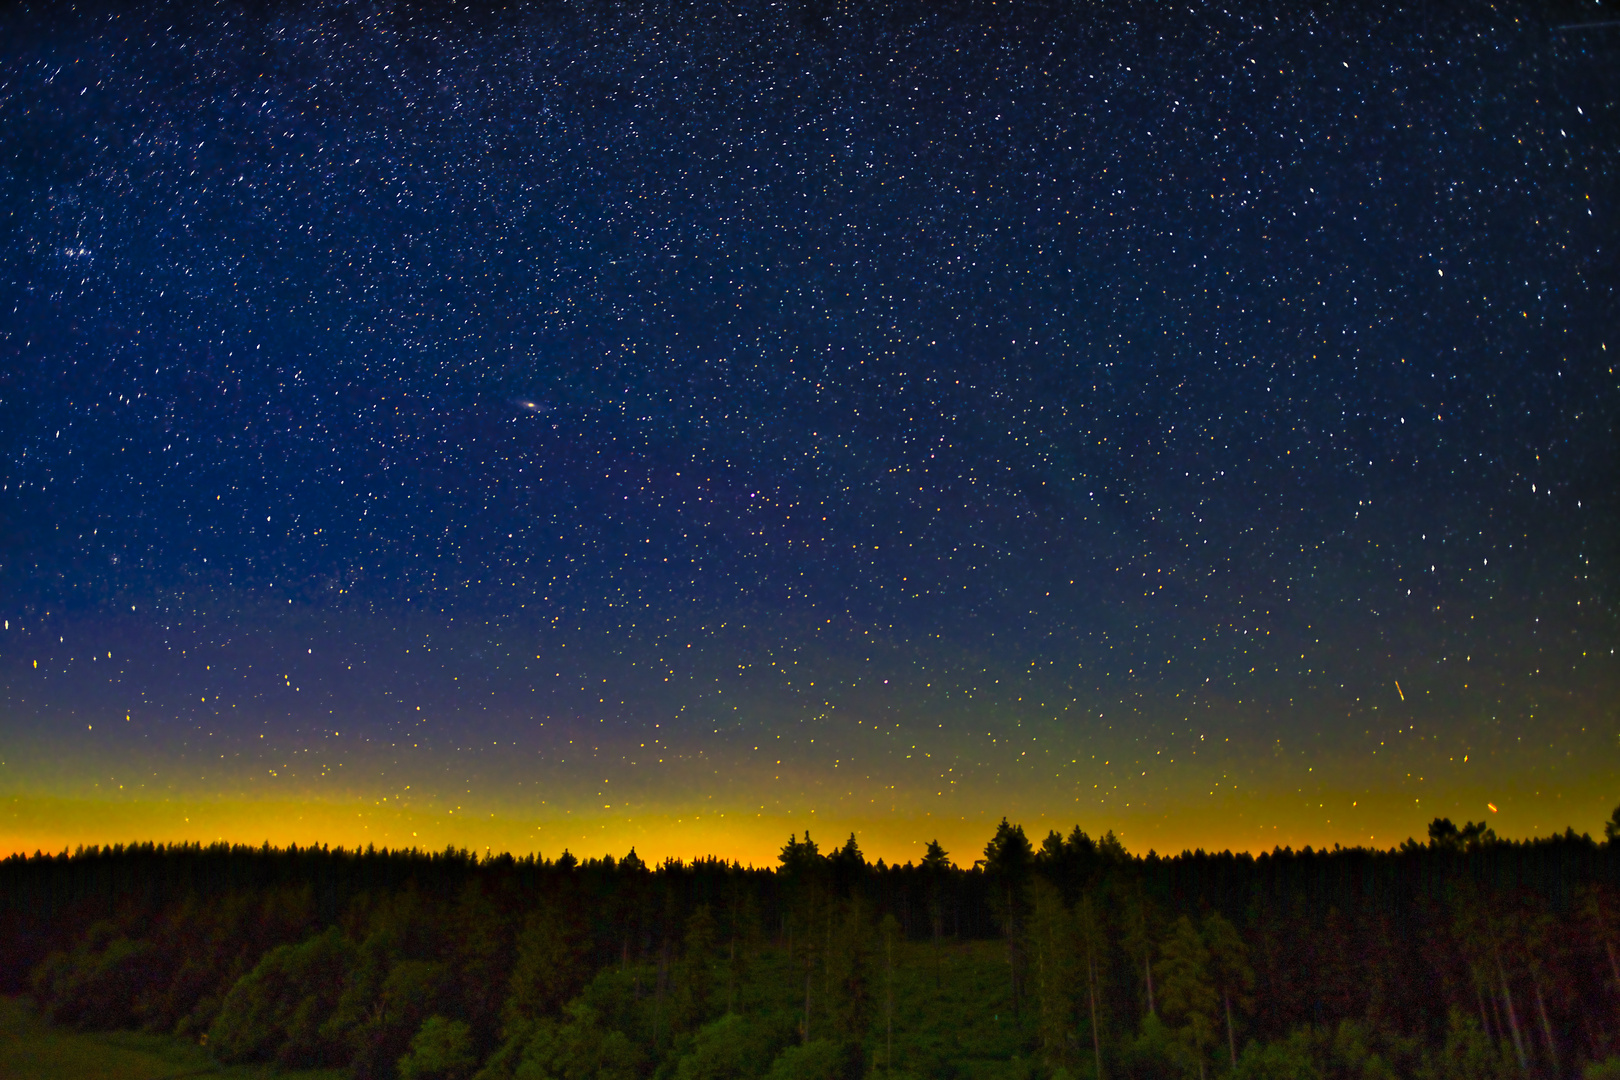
left=207, top=925, right=355, bottom=1066
left=762, top=1038, right=845, bottom=1080
left=399, top=1015, right=478, bottom=1080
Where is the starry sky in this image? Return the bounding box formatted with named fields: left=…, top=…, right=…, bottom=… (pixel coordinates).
left=1, top=0, right=1617, bottom=864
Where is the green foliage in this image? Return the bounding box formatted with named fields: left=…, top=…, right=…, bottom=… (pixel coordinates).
left=1232, top=1030, right=1322, bottom=1080
left=761, top=1038, right=845, bottom=1080
left=152, top=884, right=317, bottom=1037
left=675, top=905, right=718, bottom=1032
left=1326, top=1019, right=1416, bottom=1080
left=31, top=923, right=161, bottom=1030
left=1122, top=1012, right=1183, bottom=1080
left=672, top=1013, right=792, bottom=1080
left=505, top=901, right=590, bottom=1031
left=1426, top=1009, right=1516, bottom=1080
left=445, top=881, right=515, bottom=1042
left=823, top=895, right=876, bottom=1051
left=16, top=824, right=1620, bottom=1080
left=1154, top=916, right=1219, bottom=1074
left=1586, top=1057, right=1620, bottom=1080
left=1029, top=877, right=1079, bottom=1073
left=985, top=819, right=1035, bottom=1018
left=509, top=1003, right=644, bottom=1080
left=399, top=1016, right=478, bottom=1080
left=1202, top=911, right=1254, bottom=1066
left=208, top=925, right=355, bottom=1066
left=348, top=959, right=448, bottom=1080
left=984, top=819, right=1035, bottom=898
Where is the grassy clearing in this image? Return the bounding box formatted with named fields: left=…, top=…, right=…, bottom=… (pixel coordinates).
left=0, top=996, right=347, bottom=1080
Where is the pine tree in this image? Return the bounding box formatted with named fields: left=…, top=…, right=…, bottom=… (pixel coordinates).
left=503, top=899, right=588, bottom=1031
left=1201, top=911, right=1253, bottom=1069
left=1077, top=890, right=1108, bottom=1080
left=1155, top=916, right=1219, bottom=1080
left=921, top=839, right=951, bottom=990
left=984, top=819, right=1034, bottom=1019
left=1030, top=877, right=1079, bottom=1074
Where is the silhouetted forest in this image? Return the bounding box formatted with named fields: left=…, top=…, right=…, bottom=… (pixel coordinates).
left=6, top=812, right=1620, bottom=1080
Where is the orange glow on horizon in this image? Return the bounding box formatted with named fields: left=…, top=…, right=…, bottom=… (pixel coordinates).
left=6, top=785, right=1612, bottom=867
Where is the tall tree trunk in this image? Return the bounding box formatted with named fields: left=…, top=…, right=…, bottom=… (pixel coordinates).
left=804, top=967, right=813, bottom=1044
left=1225, top=988, right=1238, bottom=1068
left=1144, top=951, right=1156, bottom=1017
left=1476, top=978, right=1494, bottom=1041
left=1498, top=954, right=1529, bottom=1073
left=1533, top=977, right=1558, bottom=1075
left=1087, top=946, right=1104, bottom=1080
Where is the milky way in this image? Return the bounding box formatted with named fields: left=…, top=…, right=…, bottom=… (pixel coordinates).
left=1, top=0, right=1616, bottom=862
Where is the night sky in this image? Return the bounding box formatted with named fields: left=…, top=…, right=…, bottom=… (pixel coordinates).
left=2, top=0, right=1617, bottom=865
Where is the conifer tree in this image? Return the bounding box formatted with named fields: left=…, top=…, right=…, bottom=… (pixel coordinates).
left=984, top=819, right=1034, bottom=1018
left=1154, top=915, right=1219, bottom=1080
left=920, top=839, right=951, bottom=989
left=1201, top=911, right=1253, bottom=1069
left=504, top=899, right=588, bottom=1032
left=1030, top=876, right=1078, bottom=1074
left=1077, top=890, right=1108, bottom=1080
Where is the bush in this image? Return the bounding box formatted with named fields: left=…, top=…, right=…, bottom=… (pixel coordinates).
left=762, top=1039, right=845, bottom=1080
left=510, top=1003, right=644, bottom=1080
left=1233, top=1031, right=1322, bottom=1080
left=1121, top=1014, right=1184, bottom=1080
left=400, top=1015, right=478, bottom=1080
left=207, top=926, right=355, bottom=1066
left=673, top=1013, right=792, bottom=1080
left=347, top=959, right=447, bottom=1080
left=1428, top=1010, right=1516, bottom=1080
left=31, top=926, right=162, bottom=1030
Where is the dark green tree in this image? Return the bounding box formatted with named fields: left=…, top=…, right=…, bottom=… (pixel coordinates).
left=984, top=818, right=1034, bottom=1018
left=1155, top=916, right=1219, bottom=1080
left=920, top=839, right=952, bottom=988
left=676, top=904, right=718, bottom=1032
left=1029, top=876, right=1079, bottom=1074
left=399, top=1016, right=477, bottom=1080
left=504, top=900, right=589, bottom=1032
left=208, top=925, right=355, bottom=1067
left=1202, top=911, right=1254, bottom=1069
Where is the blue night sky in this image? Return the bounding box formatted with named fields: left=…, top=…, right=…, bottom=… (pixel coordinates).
left=1, top=0, right=1616, bottom=862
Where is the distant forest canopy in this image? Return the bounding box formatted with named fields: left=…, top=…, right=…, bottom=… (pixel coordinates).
left=5, top=810, right=1620, bottom=1080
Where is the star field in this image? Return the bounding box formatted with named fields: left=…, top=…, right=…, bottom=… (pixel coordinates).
left=1, top=0, right=1616, bottom=861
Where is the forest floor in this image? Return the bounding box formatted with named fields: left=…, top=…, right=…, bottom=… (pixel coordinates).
left=0, top=996, right=345, bottom=1080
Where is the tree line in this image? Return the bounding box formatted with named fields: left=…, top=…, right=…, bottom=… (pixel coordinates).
left=4, top=810, right=1620, bottom=1080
